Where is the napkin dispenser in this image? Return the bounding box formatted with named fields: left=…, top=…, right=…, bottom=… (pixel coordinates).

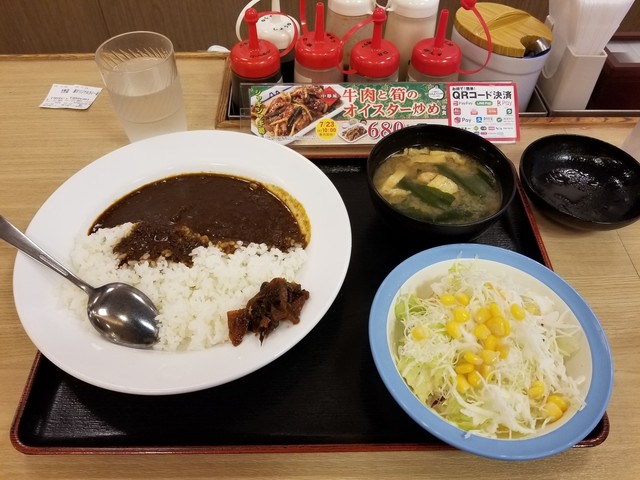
left=537, top=15, right=607, bottom=111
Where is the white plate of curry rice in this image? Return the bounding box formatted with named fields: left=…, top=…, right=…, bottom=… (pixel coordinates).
left=13, top=130, right=352, bottom=395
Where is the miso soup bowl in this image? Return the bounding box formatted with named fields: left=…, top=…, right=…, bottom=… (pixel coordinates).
left=366, top=125, right=517, bottom=244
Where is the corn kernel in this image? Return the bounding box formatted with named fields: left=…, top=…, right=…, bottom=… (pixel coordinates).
left=455, top=362, right=475, bottom=374
left=486, top=316, right=508, bottom=337
left=440, top=293, right=456, bottom=306
left=528, top=380, right=545, bottom=399
left=482, top=334, right=498, bottom=351
left=467, top=370, right=483, bottom=388
left=473, top=323, right=491, bottom=340
left=453, top=306, right=470, bottom=323
left=475, top=306, right=491, bottom=323
left=446, top=320, right=462, bottom=339
left=489, top=302, right=502, bottom=317
left=548, top=394, right=569, bottom=412
left=455, top=374, right=471, bottom=394
left=479, top=364, right=492, bottom=378
left=480, top=349, right=499, bottom=365
left=543, top=401, right=564, bottom=422
left=411, top=325, right=430, bottom=341
left=496, top=343, right=510, bottom=359
left=463, top=351, right=483, bottom=366
left=502, top=317, right=511, bottom=337
left=455, top=292, right=470, bottom=306
left=510, top=303, right=526, bottom=320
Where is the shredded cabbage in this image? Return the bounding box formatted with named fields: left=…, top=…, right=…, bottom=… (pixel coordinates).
left=394, top=260, right=586, bottom=439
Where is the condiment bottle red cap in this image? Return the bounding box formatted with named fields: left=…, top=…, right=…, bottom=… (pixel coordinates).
left=349, top=8, right=399, bottom=78
left=295, top=2, right=343, bottom=70
left=230, top=8, right=281, bottom=79
left=411, top=9, right=461, bottom=77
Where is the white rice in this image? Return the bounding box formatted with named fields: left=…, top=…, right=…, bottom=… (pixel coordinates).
left=61, top=223, right=308, bottom=350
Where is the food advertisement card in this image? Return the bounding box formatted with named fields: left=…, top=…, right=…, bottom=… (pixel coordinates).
left=249, top=82, right=520, bottom=146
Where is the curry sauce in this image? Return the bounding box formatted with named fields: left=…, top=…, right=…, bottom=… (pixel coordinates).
left=91, top=173, right=309, bottom=265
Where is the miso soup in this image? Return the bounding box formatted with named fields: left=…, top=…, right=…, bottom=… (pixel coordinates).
left=373, top=147, right=501, bottom=224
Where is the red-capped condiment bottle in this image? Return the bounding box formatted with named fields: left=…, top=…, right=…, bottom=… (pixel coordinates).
left=230, top=8, right=283, bottom=112
left=408, top=9, right=461, bottom=82
left=255, top=11, right=299, bottom=83
left=347, top=8, right=400, bottom=83
left=384, top=0, right=439, bottom=81
left=294, top=2, right=344, bottom=83
left=326, top=0, right=375, bottom=69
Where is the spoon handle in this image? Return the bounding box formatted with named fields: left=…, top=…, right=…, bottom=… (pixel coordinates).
left=0, top=215, right=94, bottom=295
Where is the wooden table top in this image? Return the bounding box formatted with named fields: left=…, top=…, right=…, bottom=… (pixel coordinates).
left=1, top=53, right=639, bottom=479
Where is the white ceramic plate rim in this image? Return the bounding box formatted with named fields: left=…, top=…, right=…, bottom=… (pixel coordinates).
left=369, top=244, right=613, bottom=460
left=13, top=130, right=352, bottom=395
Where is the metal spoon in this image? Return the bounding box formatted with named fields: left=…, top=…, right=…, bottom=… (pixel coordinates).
left=522, top=36, right=551, bottom=57
left=0, top=215, right=159, bottom=348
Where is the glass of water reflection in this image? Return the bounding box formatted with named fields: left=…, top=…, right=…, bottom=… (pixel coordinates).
left=95, top=31, right=187, bottom=142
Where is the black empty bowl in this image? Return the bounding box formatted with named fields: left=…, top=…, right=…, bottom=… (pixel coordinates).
left=520, top=134, right=640, bottom=230
left=366, top=124, right=517, bottom=244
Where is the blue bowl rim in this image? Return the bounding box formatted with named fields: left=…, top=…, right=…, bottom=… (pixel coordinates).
left=368, top=243, right=614, bottom=461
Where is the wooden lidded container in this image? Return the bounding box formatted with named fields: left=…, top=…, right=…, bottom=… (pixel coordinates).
left=453, top=2, right=552, bottom=58
left=451, top=2, right=553, bottom=110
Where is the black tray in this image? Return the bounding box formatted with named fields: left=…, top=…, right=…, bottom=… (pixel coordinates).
left=11, top=158, right=609, bottom=454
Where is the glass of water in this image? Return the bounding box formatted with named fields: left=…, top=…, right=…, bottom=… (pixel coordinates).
left=95, top=31, right=187, bottom=142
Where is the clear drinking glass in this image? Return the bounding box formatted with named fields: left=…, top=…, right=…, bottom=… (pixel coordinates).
left=95, top=31, right=187, bottom=142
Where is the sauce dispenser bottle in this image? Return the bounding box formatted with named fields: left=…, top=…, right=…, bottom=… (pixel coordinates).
left=255, top=11, right=299, bottom=82
left=383, top=0, right=440, bottom=81
left=230, top=8, right=294, bottom=112
left=408, top=9, right=461, bottom=82
left=235, top=1, right=300, bottom=82
left=325, top=0, right=375, bottom=69
left=294, top=2, right=344, bottom=83
left=348, top=8, right=400, bottom=83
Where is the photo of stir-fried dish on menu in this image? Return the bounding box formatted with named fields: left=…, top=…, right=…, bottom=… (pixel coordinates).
left=251, top=85, right=343, bottom=138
